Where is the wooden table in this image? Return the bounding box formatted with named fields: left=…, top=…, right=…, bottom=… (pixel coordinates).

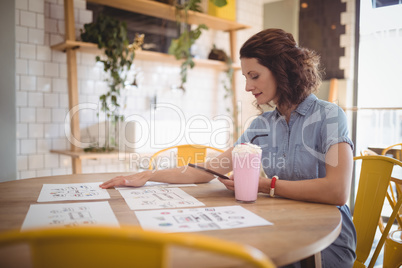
left=0, top=173, right=341, bottom=268
left=368, top=146, right=401, bottom=159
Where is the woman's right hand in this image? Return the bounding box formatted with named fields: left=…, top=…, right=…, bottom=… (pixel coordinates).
left=99, top=171, right=152, bottom=189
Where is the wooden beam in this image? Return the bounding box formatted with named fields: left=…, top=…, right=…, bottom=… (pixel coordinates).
left=328, top=78, right=338, bottom=103
left=229, top=30, right=239, bottom=141
left=64, top=0, right=75, bottom=41
left=64, top=0, right=82, bottom=173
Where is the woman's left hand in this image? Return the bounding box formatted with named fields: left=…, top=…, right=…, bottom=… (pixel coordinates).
left=218, top=175, right=271, bottom=194
left=218, top=175, right=235, bottom=191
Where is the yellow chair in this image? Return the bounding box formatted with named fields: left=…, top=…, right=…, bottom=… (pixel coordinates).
left=149, top=144, right=224, bottom=170
left=378, top=176, right=402, bottom=233
left=380, top=144, right=402, bottom=268
left=0, top=226, right=275, bottom=268
left=383, top=229, right=402, bottom=268
left=381, top=143, right=402, bottom=230
left=353, top=155, right=402, bottom=268
left=381, top=143, right=402, bottom=161
left=360, top=149, right=378, bottom=157
left=361, top=148, right=402, bottom=230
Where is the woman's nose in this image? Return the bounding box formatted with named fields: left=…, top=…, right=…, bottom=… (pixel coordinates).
left=245, top=82, right=254, bottom=92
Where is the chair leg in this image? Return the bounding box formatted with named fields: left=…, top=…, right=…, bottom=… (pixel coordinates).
left=383, top=230, right=402, bottom=268
left=368, top=197, right=402, bottom=268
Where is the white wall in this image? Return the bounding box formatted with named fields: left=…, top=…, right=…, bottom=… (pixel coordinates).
left=263, top=0, right=299, bottom=41
left=14, top=0, right=264, bottom=180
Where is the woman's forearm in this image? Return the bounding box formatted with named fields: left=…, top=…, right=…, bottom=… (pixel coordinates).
left=147, top=166, right=215, bottom=184
left=149, top=148, right=233, bottom=183
left=259, top=143, right=353, bottom=206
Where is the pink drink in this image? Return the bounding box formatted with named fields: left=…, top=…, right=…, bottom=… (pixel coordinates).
left=232, top=143, right=262, bottom=203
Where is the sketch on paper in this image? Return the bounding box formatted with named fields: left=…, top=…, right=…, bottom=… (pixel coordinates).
left=37, top=182, right=110, bottom=202
left=135, top=205, right=273, bottom=233
left=21, top=201, right=119, bottom=230
left=114, top=181, right=197, bottom=190
left=118, top=187, right=205, bottom=210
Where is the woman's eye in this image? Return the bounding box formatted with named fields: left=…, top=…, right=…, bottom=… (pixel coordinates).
left=251, top=75, right=259, bottom=80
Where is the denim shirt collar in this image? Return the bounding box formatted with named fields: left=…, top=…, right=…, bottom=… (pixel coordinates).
left=272, top=94, right=317, bottom=118
left=294, top=94, right=317, bottom=115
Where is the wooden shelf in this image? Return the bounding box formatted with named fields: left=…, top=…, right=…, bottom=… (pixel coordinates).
left=51, top=149, right=153, bottom=161
left=51, top=40, right=98, bottom=53
left=53, top=0, right=249, bottom=174
left=342, top=106, right=402, bottom=111
left=51, top=40, right=240, bottom=70
left=87, top=0, right=250, bottom=32
left=50, top=150, right=122, bottom=160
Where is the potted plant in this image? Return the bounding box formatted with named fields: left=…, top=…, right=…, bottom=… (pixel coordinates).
left=168, top=0, right=227, bottom=91
left=168, top=0, right=207, bottom=91
left=80, top=14, right=143, bottom=152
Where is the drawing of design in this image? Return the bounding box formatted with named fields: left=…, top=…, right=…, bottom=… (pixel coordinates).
left=173, top=212, right=213, bottom=224
left=210, top=212, right=225, bottom=222
left=49, top=185, right=99, bottom=198
left=176, top=201, right=194, bottom=205
left=198, top=222, right=221, bottom=229
left=120, top=187, right=204, bottom=210
left=140, top=200, right=157, bottom=206
left=160, top=202, right=176, bottom=208
left=226, top=221, right=244, bottom=227
left=48, top=205, right=96, bottom=227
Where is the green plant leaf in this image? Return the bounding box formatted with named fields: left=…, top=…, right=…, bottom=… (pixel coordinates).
left=210, top=0, right=227, bottom=7
left=168, top=6, right=208, bottom=90
left=188, top=0, right=203, bottom=12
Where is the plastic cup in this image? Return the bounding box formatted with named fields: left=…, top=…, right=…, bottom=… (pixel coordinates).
left=232, top=144, right=262, bottom=203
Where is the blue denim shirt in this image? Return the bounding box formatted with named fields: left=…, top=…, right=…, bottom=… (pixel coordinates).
left=236, top=94, right=357, bottom=267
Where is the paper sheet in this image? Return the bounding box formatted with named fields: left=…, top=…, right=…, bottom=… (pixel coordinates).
left=135, top=205, right=273, bottom=233
left=37, top=182, right=110, bottom=202
left=119, top=187, right=205, bottom=210
left=21, top=201, right=119, bottom=230
left=114, top=181, right=197, bottom=190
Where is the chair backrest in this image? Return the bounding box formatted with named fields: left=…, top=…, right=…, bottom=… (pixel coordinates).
left=361, top=148, right=402, bottom=232
left=387, top=177, right=402, bottom=228
left=360, top=149, right=378, bottom=157
left=149, top=144, right=224, bottom=170
left=381, top=143, right=402, bottom=160
left=353, top=155, right=402, bottom=268
left=380, top=143, right=402, bottom=231
left=0, top=226, right=275, bottom=268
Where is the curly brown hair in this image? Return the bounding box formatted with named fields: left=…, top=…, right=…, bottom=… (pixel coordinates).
left=239, top=28, right=323, bottom=110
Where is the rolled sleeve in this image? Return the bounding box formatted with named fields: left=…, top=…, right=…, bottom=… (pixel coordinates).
left=322, top=106, right=354, bottom=154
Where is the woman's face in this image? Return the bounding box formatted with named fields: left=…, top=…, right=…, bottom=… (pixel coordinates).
left=241, top=57, right=278, bottom=105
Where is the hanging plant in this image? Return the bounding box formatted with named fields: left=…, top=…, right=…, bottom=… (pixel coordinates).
left=168, top=0, right=208, bottom=91
left=168, top=0, right=228, bottom=91
left=81, top=14, right=143, bottom=122
left=80, top=14, right=143, bottom=151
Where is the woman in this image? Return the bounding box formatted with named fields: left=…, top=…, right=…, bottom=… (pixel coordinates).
left=100, top=28, right=356, bottom=267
